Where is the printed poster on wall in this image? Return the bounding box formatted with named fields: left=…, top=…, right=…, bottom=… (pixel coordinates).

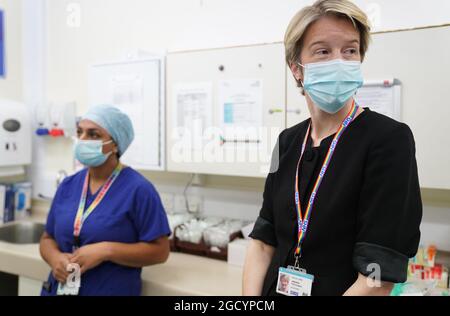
left=218, top=79, right=263, bottom=144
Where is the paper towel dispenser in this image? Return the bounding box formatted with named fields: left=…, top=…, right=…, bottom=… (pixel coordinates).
left=3, top=119, right=21, bottom=132
left=0, top=99, right=32, bottom=175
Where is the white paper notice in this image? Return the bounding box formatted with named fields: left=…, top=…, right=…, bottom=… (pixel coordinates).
left=110, top=74, right=148, bottom=164
left=355, top=84, right=401, bottom=120
left=173, top=83, right=213, bottom=149
left=89, top=58, right=162, bottom=170
left=218, top=79, right=263, bottom=142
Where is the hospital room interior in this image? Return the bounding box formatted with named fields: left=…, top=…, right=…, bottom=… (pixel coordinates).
left=0, top=0, right=449, bottom=297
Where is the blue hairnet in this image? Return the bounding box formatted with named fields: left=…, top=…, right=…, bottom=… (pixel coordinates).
left=82, top=105, right=135, bottom=157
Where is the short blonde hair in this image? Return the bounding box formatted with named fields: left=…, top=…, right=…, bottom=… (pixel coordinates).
left=284, top=0, right=371, bottom=67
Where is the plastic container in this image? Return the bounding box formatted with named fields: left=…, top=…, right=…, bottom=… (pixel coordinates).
left=173, top=217, right=246, bottom=261
left=13, top=182, right=32, bottom=220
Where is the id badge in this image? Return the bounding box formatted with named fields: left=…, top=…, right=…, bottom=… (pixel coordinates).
left=56, top=281, right=80, bottom=296
left=276, top=266, right=314, bottom=296
left=56, top=263, right=81, bottom=296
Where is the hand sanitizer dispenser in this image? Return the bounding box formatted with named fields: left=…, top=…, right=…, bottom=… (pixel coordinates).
left=0, top=99, right=32, bottom=176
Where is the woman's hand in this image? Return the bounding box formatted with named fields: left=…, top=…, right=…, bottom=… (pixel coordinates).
left=69, top=239, right=170, bottom=274
left=49, top=252, right=73, bottom=284
left=343, top=273, right=394, bottom=296
left=70, top=243, right=110, bottom=275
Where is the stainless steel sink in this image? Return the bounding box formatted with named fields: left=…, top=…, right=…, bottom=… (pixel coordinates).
left=0, top=222, right=45, bottom=244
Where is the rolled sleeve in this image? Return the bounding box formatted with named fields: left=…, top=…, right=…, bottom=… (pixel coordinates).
left=249, top=215, right=277, bottom=247
left=248, top=171, right=277, bottom=247
left=249, top=133, right=284, bottom=247
left=353, top=242, right=409, bottom=283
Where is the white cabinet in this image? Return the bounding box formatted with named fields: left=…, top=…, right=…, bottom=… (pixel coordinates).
left=18, top=276, right=42, bottom=296
left=359, top=27, right=450, bottom=189
left=167, top=44, right=286, bottom=178
left=286, top=68, right=310, bottom=128
left=89, top=57, right=166, bottom=171
left=166, top=26, right=450, bottom=188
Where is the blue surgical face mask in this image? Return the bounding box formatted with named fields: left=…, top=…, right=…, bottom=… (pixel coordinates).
left=298, top=59, right=364, bottom=114
left=74, top=139, right=113, bottom=167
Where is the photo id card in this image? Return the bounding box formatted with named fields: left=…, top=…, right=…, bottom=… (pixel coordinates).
left=276, top=266, right=314, bottom=296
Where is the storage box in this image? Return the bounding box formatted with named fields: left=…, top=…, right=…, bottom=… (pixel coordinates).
left=173, top=225, right=243, bottom=261
left=227, top=238, right=250, bottom=267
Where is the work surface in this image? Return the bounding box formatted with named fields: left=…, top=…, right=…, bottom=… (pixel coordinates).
left=0, top=216, right=243, bottom=296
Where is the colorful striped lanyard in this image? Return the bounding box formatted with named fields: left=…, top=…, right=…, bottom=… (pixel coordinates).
left=294, top=100, right=359, bottom=263
left=73, top=163, right=123, bottom=249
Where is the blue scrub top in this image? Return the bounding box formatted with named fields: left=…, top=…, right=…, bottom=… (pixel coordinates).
left=41, top=167, right=171, bottom=296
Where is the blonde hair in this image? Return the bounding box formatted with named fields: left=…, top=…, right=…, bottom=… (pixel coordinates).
left=284, top=0, right=371, bottom=68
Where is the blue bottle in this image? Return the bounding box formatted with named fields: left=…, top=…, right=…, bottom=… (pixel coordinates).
left=4, top=185, right=15, bottom=223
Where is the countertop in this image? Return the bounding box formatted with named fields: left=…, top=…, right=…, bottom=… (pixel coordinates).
left=0, top=213, right=243, bottom=296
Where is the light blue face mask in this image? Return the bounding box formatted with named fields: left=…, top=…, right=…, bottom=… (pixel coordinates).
left=298, top=59, right=364, bottom=114
left=74, top=139, right=113, bottom=167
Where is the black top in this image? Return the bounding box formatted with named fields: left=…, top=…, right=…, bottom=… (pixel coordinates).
left=249, top=108, right=422, bottom=296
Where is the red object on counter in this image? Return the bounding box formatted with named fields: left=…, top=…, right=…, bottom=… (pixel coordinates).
left=49, top=128, right=65, bottom=137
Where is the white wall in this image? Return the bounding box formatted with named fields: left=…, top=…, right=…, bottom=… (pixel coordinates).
left=421, top=203, right=450, bottom=251
left=0, top=0, right=22, bottom=101
left=41, top=0, right=450, bottom=173
left=24, top=1, right=450, bottom=249
left=45, top=0, right=450, bottom=110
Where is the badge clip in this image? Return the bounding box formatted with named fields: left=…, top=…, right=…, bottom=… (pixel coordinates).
left=291, top=253, right=307, bottom=273
left=294, top=253, right=301, bottom=269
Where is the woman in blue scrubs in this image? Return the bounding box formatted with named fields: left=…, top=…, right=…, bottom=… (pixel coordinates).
left=40, top=105, right=171, bottom=296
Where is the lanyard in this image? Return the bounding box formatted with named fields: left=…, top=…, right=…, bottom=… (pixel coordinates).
left=294, top=100, right=359, bottom=264
left=73, top=163, right=123, bottom=249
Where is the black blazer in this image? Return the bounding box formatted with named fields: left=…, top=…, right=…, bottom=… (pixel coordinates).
left=250, top=108, right=422, bottom=296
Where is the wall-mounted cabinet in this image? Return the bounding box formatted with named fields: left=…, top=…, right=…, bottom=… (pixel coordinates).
left=167, top=44, right=286, bottom=178
left=89, top=57, right=166, bottom=171
left=357, top=26, right=450, bottom=190
left=286, top=69, right=310, bottom=129
left=166, top=26, right=450, bottom=189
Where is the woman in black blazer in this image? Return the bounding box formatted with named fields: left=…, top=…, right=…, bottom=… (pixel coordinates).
left=243, top=0, right=422, bottom=296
